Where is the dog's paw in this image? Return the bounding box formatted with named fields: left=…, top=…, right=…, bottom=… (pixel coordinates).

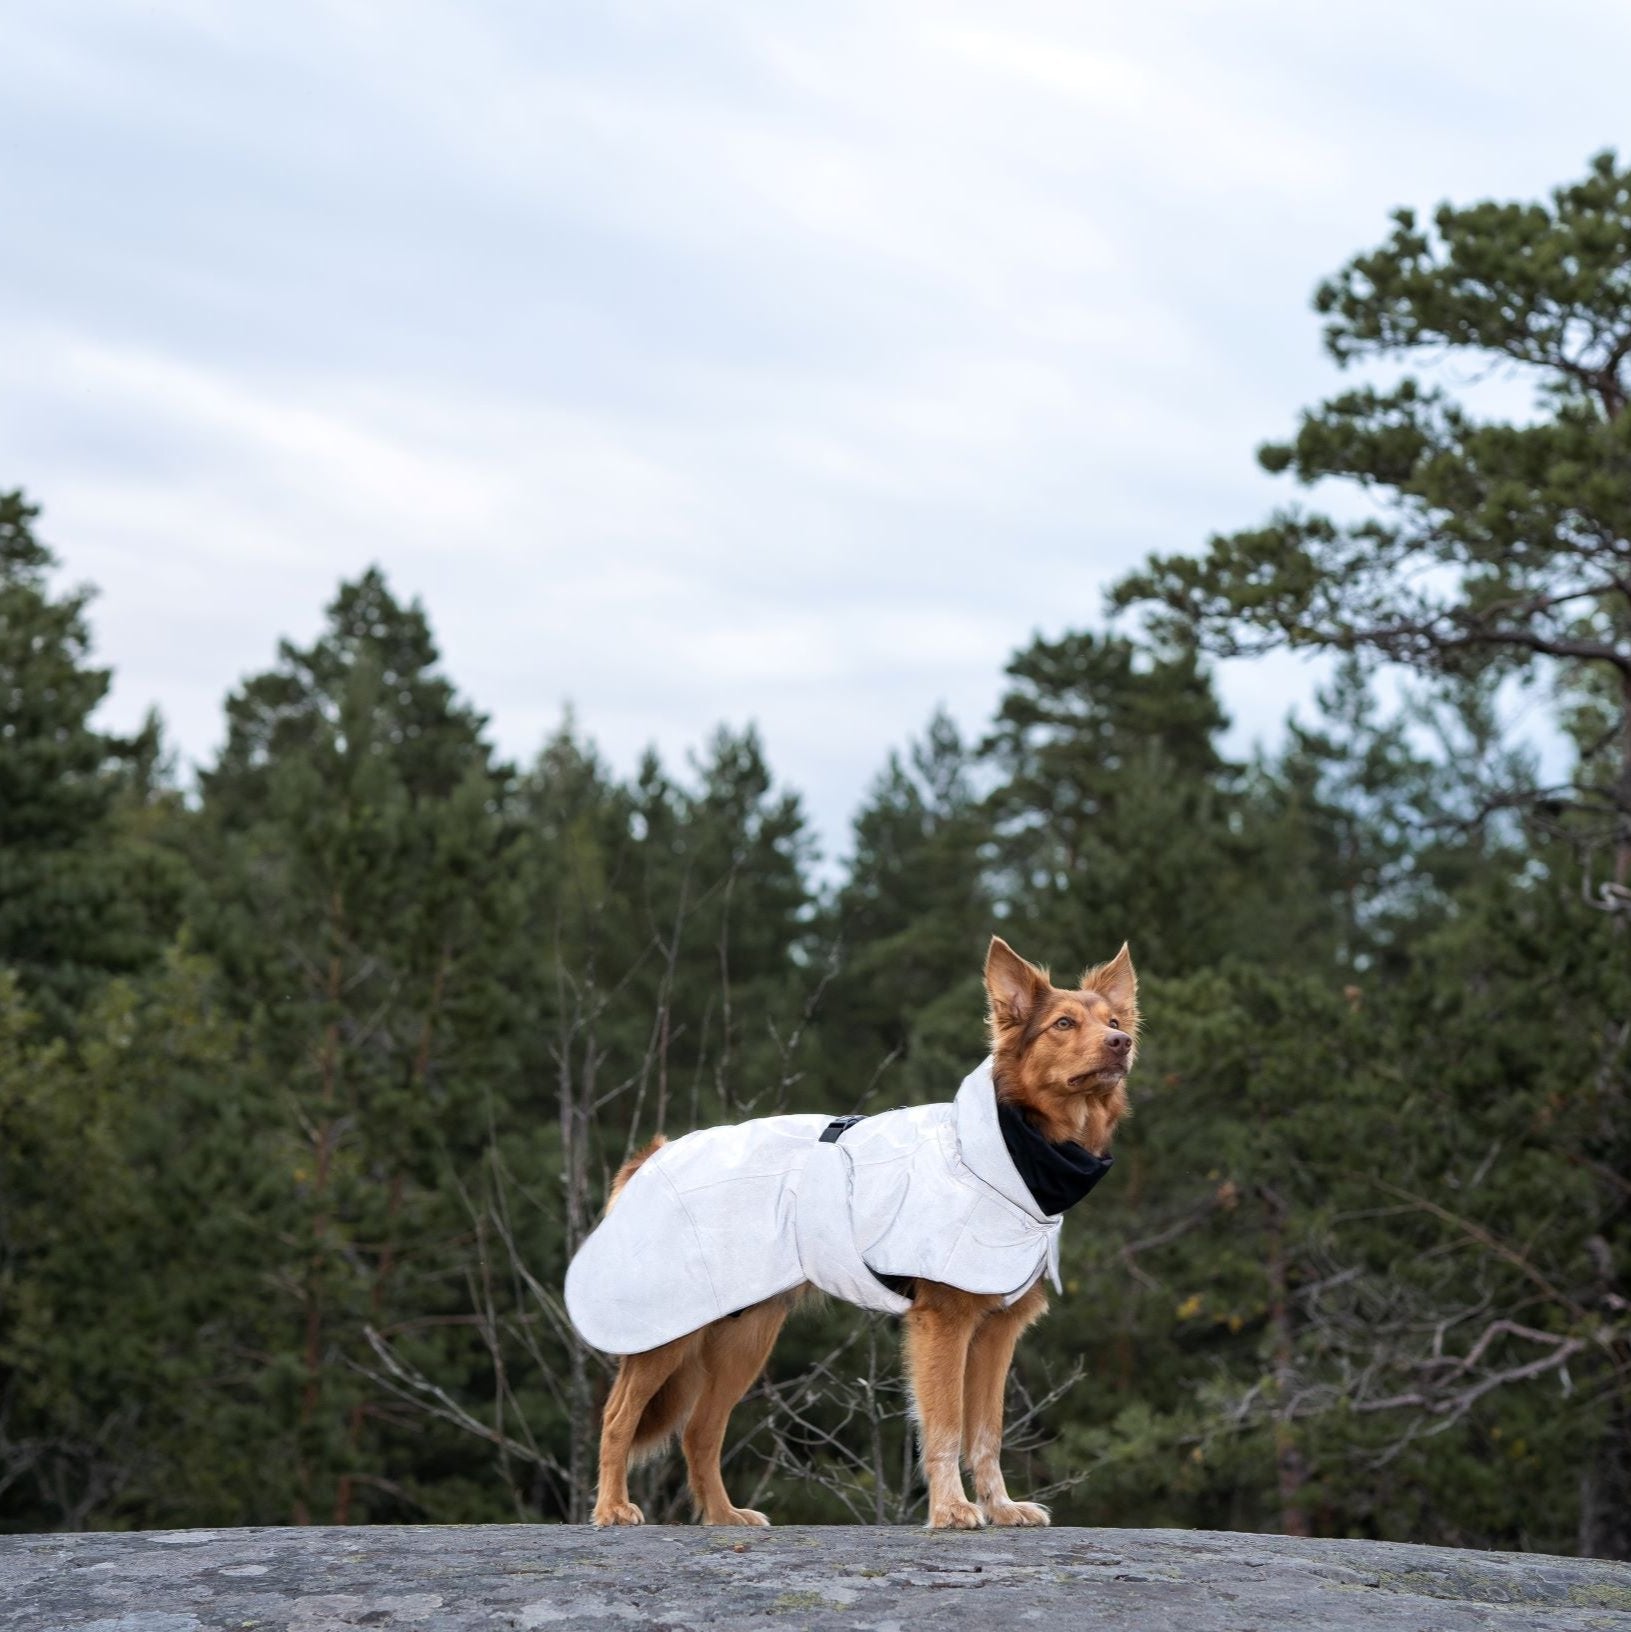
left=927, top=1498, right=986, bottom=1530
left=984, top=1499, right=1050, bottom=1527
left=705, top=1505, right=771, bottom=1527
left=592, top=1500, right=645, bottom=1527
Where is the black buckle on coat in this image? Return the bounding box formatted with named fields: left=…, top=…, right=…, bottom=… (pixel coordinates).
left=819, top=1115, right=865, bottom=1143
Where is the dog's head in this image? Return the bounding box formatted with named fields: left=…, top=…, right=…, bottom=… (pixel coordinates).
left=984, top=935, right=1138, bottom=1153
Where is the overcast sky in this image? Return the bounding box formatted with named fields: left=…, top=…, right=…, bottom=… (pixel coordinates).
left=6, top=1, right=1627, bottom=860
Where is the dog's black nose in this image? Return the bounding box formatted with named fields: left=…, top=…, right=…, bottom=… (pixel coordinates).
left=1105, top=1029, right=1131, bottom=1052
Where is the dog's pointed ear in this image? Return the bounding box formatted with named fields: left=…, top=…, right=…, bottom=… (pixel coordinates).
left=985, top=936, right=1050, bottom=1033
left=1082, top=942, right=1137, bottom=1016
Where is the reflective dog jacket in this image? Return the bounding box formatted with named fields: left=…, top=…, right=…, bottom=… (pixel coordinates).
left=565, top=1058, right=1101, bottom=1356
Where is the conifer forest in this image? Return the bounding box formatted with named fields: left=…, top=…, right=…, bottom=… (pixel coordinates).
left=2, top=157, right=1629, bottom=1557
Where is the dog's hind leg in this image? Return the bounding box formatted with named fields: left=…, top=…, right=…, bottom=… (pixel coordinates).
left=593, top=1334, right=698, bottom=1527
left=683, top=1298, right=790, bottom=1525
left=962, top=1281, right=1050, bottom=1527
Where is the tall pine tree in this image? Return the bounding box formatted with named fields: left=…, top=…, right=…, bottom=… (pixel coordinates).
left=193, top=568, right=520, bottom=1525
left=0, top=491, right=178, bottom=1027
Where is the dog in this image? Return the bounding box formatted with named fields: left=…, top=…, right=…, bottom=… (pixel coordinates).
left=571, top=935, right=1137, bottom=1530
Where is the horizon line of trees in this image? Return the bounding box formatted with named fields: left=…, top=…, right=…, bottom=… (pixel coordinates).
left=1, top=152, right=1627, bottom=1556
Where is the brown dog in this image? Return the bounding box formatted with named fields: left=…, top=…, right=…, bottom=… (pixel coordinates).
left=589, top=935, right=1137, bottom=1529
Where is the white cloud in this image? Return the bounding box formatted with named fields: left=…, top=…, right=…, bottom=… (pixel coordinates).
left=3, top=0, right=1626, bottom=858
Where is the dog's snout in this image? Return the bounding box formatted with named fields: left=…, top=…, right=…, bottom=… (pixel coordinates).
left=1105, top=1029, right=1132, bottom=1053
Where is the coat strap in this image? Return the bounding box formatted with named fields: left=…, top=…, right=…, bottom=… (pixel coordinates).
left=794, top=1142, right=913, bottom=1316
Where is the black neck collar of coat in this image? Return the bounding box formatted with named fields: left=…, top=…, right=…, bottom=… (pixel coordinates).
left=996, top=1101, right=1114, bottom=1216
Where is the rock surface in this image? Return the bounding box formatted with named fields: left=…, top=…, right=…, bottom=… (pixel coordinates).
left=3, top=1524, right=1630, bottom=1631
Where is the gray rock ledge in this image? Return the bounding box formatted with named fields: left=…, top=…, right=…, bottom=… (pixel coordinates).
left=4, top=1524, right=1630, bottom=1632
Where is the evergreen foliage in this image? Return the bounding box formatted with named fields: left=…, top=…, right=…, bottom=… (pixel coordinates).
left=0, top=492, right=180, bottom=1028
left=1113, top=152, right=1631, bottom=1557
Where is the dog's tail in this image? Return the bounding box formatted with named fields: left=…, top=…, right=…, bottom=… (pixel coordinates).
left=629, top=1359, right=705, bottom=1465
left=605, top=1134, right=666, bottom=1215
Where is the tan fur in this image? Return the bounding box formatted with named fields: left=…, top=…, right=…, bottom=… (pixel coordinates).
left=589, top=936, right=1136, bottom=1529
left=606, top=1135, right=667, bottom=1212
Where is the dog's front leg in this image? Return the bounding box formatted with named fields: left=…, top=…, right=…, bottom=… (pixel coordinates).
left=962, top=1283, right=1050, bottom=1526
left=905, top=1283, right=985, bottom=1529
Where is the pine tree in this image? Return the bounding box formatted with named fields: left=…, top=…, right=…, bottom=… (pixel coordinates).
left=981, top=630, right=1245, bottom=974
left=192, top=567, right=520, bottom=1525
left=1111, top=153, right=1631, bottom=1557
left=826, top=708, right=994, bottom=1104
left=467, top=718, right=825, bottom=1522
left=0, top=491, right=179, bottom=1026
left=0, top=953, right=265, bottom=1530
left=1114, top=152, right=1631, bottom=898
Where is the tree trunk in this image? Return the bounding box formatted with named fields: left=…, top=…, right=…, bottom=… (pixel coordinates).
left=559, top=1015, right=596, bottom=1525
left=1261, top=1186, right=1310, bottom=1538
left=1579, top=1401, right=1631, bottom=1559
left=295, top=894, right=346, bottom=1525
left=334, top=948, right=449, bottom=1524
left=1615, top=671, right=1631, bottom=889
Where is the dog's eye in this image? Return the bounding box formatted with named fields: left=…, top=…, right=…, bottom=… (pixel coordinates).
left=1053, top=1016, right=1074, bottom=1030
left=1107, top=1018, right=1121, bottom=1030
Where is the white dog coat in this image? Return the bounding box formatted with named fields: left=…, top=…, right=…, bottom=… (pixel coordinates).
left=564, top=1058, right=1112, bottom=1356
